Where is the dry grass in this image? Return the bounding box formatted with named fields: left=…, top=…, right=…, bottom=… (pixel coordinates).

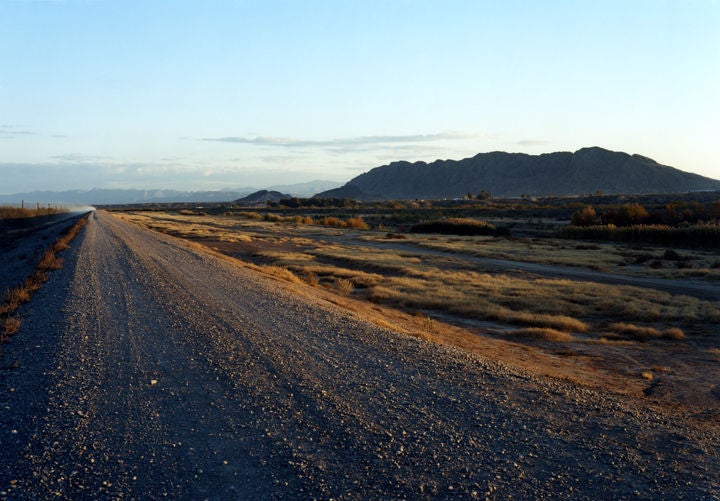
left=372, top=233, right=720, bottom=281
left=304, top=271, right=320, bottom=286
left=0, top=215, right=88, bottom=343
left=258, top=265, right=303, bottom=284
left=1, top=316, right=21, bottom=339
left=0, top=206, right=65, bottom=219
left=415, top=313, right=452, bottom=336
left=333, top=278, right=354, bottom=296
left=116, top=211, right=720, bottom=343
left=607, top=322, right=686, bottom=342
left=508, top=328, right=576, bottom=342
left=37, top=249, right=63, bottom=271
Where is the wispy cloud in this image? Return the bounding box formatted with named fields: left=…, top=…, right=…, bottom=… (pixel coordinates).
left=0, top=125, right=36, bottom=137
left=202, top=131, right=485, bottom=151
left=515, top=139, right=549, bottom=146
left=50, top=153, right=111, bottom=163
left=1, top=125, right=67, bottom=139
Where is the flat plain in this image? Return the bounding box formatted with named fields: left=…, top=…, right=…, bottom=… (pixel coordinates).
left=115, top=208, right=720, bottom=423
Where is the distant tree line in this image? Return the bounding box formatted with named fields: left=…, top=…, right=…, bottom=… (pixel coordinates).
left=571, top=201, right=720, bottom=227
left=267, top=197, right=359, bottom=209
left=565, top=200, right=720, bottom=247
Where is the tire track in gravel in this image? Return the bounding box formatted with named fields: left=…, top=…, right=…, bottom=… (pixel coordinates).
left=1, top=210, right=719, bottom=499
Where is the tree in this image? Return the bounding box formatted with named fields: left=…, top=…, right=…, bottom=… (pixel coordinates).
left=604, top=203, right=649, bottom=226
left=571, top=206, right=597, bottom=226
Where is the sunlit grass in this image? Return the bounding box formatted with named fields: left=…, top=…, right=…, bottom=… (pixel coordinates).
left=116, top=211, right=720, bottom=343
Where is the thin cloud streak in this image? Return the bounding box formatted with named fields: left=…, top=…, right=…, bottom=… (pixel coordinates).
left=0, top=125, right=36, bottom=137
left=202, top=131, right=486, bottom=150
left=515, top=140, right=550, bottom=147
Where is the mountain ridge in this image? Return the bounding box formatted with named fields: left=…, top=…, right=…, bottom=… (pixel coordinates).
left=315, top=147, right=720, bottom=200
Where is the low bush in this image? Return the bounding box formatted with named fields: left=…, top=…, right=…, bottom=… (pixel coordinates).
left=232, top=211, right=263, bottom=220
left=319, top=216, right=369, bottom=230
left=410, top=218, right=509, bottom=236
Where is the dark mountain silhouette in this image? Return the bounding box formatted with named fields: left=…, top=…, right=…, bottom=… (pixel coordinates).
left=315, top=147, right=720, bottom=200
left=234, top=190, right=291, bottom=204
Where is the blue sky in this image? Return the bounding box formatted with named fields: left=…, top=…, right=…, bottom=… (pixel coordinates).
left=1, top=0, right=718, bottom=193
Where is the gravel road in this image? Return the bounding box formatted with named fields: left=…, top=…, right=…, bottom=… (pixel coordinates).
left=1, top=211, right=718, bottom=499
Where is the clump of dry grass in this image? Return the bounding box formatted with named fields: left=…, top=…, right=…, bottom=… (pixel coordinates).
left=1, top=316, right=21, bottom=339
left=509, top=327, right=576, bottom=342
left=334, top=278, right=354, bottom=296
left=319, top=216, right=369, bottom=230
left=607, top=322, right=685, bottom=342
left=304, top=271, right=319, bottom=286
left=232, top=211, right=264, bottom=220
left=662, top=327, right=686, bottom=340
left=260, top=265, right=303, bottom=284
left=345, top=217, right=369, bottom=230
left=37, top=249, right=63, bottom=271
left=416, top=313, right=453, bottom=336
left=295, top=215, right=314, bottom=225
left=1, top=288, right=31, bottom=312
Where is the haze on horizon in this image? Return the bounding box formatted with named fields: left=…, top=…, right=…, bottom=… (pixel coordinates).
left=1, top=0, right=718, bottom=195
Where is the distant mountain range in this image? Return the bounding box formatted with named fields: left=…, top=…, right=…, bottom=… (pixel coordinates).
left=315, top=147, right=720, bottom=200
left=0, top=180, right=338, bottom=205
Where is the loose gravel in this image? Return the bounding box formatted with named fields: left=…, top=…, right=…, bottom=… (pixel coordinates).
left=1, top=211, right=718, bottom=499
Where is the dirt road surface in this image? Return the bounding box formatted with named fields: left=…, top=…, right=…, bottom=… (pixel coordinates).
left=1, top=211, right=718, bottom=499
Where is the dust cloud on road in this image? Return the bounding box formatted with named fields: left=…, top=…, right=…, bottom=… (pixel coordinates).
left=1, top=211, right=718, bottom=499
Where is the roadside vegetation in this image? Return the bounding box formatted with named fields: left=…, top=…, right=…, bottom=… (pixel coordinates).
left=0, top=216, right=88, bottom=343
left=0, top=206, right=66, bottom=219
